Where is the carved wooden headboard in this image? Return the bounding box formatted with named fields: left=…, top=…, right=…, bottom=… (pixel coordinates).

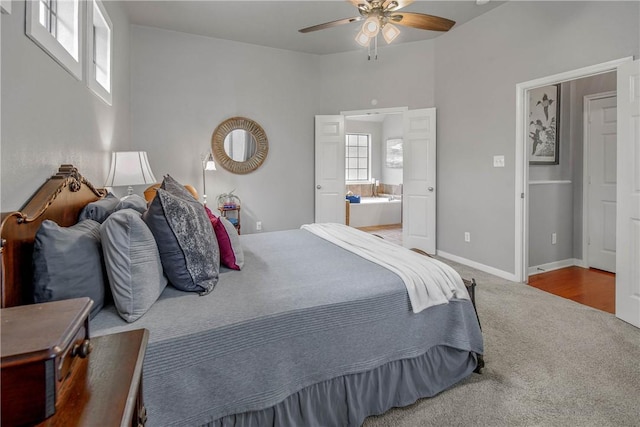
left=0, top=165, right=106, bottom=308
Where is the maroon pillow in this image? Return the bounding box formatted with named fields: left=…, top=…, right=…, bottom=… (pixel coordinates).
left=204, top=207, right=244, bottom=270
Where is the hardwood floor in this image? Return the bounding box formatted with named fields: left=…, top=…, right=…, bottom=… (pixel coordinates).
left=528, top=266, right=615, bottom=314
left=356, top=224, right=402, bottom=246
left=356, top=225, right=615, bottom=315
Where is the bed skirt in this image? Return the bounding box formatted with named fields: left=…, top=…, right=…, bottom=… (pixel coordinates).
left=208, top=345, right=478, bottom=427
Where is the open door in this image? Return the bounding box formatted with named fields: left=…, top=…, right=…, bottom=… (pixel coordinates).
left=616, top=59, right=640, bottom=328
left=402, top=108, right=437, bottom=254
left=314, top=115, right=345, bottom=224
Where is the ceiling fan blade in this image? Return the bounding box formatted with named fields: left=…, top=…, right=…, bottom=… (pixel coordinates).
left=299, top=16, right=364, bottom=33
left=391, top=12, right=455, bottom=32
left=383, top=0, right=414, bottom=11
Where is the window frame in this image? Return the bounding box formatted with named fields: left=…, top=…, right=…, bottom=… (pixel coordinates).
left=25, top=0, right=84, bottom=80
left=86, top=0, right=112, bottom=104
left=345, top=133, right=372, bottom=184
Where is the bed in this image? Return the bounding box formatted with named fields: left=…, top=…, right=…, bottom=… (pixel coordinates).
left=0, top=166, right=484, bottom=426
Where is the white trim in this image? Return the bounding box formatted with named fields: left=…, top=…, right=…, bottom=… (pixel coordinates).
left=582, top=91, right=617, bottom=271
left=25, top=0, right=84, bottom=80
left=529, top=180, right=572, bottom=185
left=515, top=57, right=633, bottom=283
left=86, top=0, right=112, bottom=105
left=437, top=250, right=519, bottom=282
left=1, top=0, right=11, bottom=14
left=341, top=106, right=408, bottom=117
left=528, top=258, right=584, bottom=276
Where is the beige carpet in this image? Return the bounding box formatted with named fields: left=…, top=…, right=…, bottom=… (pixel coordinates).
left=363, top=258, right=640, bottom=427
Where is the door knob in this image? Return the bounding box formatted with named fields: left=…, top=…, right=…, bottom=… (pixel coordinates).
left=428, top=187, right=434, bottom=192
left=316, top=185, right=322, bottom=189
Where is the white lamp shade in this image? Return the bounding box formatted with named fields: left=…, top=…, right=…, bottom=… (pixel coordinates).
left=362, top=16, right=380, bottom=37
left=355, top=30, right=371, bottom=47
left=105, top=151, right=157, bottom=187
left=382, top=23, right=400, bottom=44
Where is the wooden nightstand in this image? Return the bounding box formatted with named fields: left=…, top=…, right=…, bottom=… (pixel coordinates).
left=37, top=328, right=149, bottom=427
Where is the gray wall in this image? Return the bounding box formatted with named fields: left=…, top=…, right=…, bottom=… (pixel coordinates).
left=1, top=0, right=131, bottom=211
left=2, top=1, right=638, bottom=277
left=317, top=39, right=436, bottom=114
left=130, top=26, right=320, bottom=234
left=433, top=1, right=638, bottom=274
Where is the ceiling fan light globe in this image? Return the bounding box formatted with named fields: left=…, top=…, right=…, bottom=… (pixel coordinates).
left=355, top=30, right=371, bottom=47
left=382, top=23, right=400, bottom=44
left=362, top=16, right=380, bottom=37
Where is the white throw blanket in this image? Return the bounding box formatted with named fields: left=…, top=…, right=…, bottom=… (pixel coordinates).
left=301, top=223, right=469, bottom=313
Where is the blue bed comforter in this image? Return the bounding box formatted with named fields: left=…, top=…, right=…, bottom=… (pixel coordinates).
left=91, top=228, right=483, bottom=426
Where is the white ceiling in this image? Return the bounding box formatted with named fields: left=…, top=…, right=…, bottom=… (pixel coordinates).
left=123, top=1, right=505, bottom=55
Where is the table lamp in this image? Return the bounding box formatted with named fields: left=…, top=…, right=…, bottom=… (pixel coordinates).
left=105, top=151, right=157, bottom=195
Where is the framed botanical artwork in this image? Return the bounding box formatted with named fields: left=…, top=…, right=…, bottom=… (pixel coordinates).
left=385, top=138, right=403, bottom=168
left=528, top=84, right=560, bottom=165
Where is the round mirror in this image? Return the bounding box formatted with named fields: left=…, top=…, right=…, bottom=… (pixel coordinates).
left=212, top=117, right=268, bottom=174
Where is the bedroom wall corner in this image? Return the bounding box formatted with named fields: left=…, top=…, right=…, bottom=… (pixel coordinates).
left=434, top=0, right=640, bottom=276
left=0, top=0, right=132, bottom=212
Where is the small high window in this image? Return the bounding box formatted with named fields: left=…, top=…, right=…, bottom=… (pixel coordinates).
left=26, top=0, right=83, bottom=79
left=87, top=0, right=112, bottom=104
left=345, top=134, right=371, bottom=182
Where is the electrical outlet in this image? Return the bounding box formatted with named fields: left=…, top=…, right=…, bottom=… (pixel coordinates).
left=552, top=233, right=557, bottom=245
left=464, top=232, right=471, bottom=242
left=256, top=221, right=262, bottom=231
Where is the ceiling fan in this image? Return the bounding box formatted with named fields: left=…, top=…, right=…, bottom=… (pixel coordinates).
left=299, top=0, right=456, bottom=59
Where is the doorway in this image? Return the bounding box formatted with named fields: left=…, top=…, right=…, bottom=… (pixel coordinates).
left=516, top=56, right=640, bottom=328
left=515, top=57, right=630, bottom=283
left=315, top=107, right=437, bottom=254
left=344, top=113, right=404, bottom=233
left=527, top=76, right=617, bottom=279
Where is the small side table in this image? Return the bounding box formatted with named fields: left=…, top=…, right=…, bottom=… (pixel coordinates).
left=37, top=329, right=149, bottom=427
left=218, top=205, right=241, bottom=235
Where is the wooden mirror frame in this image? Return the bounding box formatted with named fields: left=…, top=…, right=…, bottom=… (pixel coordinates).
left=211, top=117, right=268, bottom=174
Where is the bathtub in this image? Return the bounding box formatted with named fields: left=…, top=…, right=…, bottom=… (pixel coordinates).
left=347, top=196, right=402, bottom=227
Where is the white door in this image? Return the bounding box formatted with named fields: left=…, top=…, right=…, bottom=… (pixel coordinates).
left=402, top=108, right=437, bottom=254
left=587, top=95, right=617, bottom=273
left=616, top=59, right=640, bottom=328
left=314, top=115, right=346, bottom=224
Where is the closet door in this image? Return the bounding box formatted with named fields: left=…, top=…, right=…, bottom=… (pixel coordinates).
left=314, top=115, right=345, bottom=224
left=403, top=108, right=437, bottom=254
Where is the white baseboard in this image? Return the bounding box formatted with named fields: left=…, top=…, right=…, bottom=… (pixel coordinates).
left=437, top=250, right=519, bottom=282
left=528, top=258, right=584, bottom=276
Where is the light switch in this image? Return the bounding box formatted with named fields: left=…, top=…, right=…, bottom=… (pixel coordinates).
left=493, top=155, right=505, bottom=168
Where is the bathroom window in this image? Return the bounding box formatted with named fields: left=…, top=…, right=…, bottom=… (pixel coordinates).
left=345, top=134, right=370, bottom=182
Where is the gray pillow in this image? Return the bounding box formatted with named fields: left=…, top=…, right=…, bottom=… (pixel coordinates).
left=143, top=176, right=219, bottom=294
left=100, top=209, right=167, bottom=322
left=33, top=219, right=105, bottom=318
left=78, top=192, right=119, bottom=223
left=115, top=194, right=147, bottom=214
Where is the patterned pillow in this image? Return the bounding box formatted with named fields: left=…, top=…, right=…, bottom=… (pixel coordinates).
left=33, top=219, right=106, bottom=318
left=205, top=207, right=244, bottom=270
left=101, top=209, right=167, bottom=322
left=143, top=176, right=219, bottom=294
